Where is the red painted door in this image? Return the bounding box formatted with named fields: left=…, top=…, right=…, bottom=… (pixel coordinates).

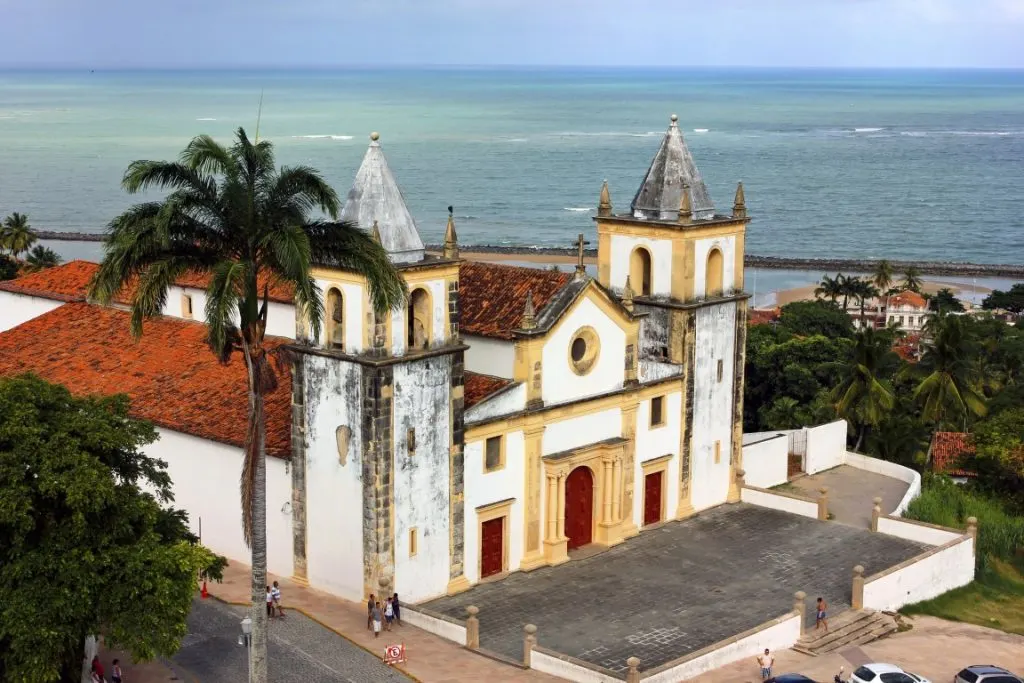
left=480, top=517, right=504, bottom=578
left=565, top=467, right=594, bottom=549
left=644, top=472, right=663, bottom=526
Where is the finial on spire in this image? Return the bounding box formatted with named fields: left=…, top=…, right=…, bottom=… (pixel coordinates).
left=574, top=232, right=590, bottom=279
left=622, top=275, right=635, bottom=312
left=370, top=131, right=380, bottom=142
left=678, top=181, right=693, bottom=225
left=520, top=291, right=537, bottom=330
left=598, top=180, right=612, bottom=217
left=443, top=205, right=459, bottom=259
left=371, top=220, right=382, bottom=243
left=670, top=113, right=679, bottom=124
left=732, top=181, right=747, bottom=219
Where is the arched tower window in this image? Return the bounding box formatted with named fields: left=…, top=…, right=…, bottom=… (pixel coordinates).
left=706, top=248, right=724, bottom=297
left=630, top=247, right=653, bottom=296
left=326, top=287, right=344, bottom=349
left=408, top=288, right=432, bottom=350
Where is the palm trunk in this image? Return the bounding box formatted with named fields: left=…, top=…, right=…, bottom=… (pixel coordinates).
left=854, top=425, right=865, bottom=452
left=250, top=389, right=268, bottom=683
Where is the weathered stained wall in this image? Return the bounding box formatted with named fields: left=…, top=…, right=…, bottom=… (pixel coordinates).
left=637, top=304, right=671, bottom=359
left=462, top=334, right=515, bottom=378
left=632, top=391, right=682, bottom=527
left=0, top=291, right=63, bottom=332
left=693, top=235, right=737, bottom=298
left=463, top=430, right=526, bottom=583
left=541, top=297, right=625, bottom=406
left=689, top=301, right=737, bottom=511
left=607, top=234, right=673, bottom=296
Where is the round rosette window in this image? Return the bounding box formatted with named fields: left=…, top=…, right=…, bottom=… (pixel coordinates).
left=569, top=326, right=600, bottom=375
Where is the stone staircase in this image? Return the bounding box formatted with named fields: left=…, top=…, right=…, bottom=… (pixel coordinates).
left=793, top=609, right=896, bottom=656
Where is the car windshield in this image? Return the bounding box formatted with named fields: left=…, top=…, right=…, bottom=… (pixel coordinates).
left=879, top=674, right=915, bottom=683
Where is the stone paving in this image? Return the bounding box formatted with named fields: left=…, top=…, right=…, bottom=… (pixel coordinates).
left=789, top=465, right=910, bottom=528
left=423, top=503, right=927, bottom=676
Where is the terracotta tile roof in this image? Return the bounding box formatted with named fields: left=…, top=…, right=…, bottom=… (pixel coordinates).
left=889, top=291, right=927, bottom=309
left=0, top=303, right=291, bottom=458
left=464, top=372, right=514, bottom=409
left=459, top=262, right=571, bottom=340
left=749, top=308, right=780, bottom=326
left=0, top=261, right=295, bottom=305
left=930, top=431, right=976, bottom=477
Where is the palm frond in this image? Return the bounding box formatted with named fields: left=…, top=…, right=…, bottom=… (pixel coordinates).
left=205, top=260, right=247, bottom=361
left=304, top=220, right=407, bottom=313
left=180, top=134, right=233, bottom=177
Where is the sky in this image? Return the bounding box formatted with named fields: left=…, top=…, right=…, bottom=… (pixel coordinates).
left=1, top=0, right=1023, bottom=69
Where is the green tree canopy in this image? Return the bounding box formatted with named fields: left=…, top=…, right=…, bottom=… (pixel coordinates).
left=929, top=287, right=965, bottom=313
left=0, top=212, right=37, bottom=257
left=827, top=327, right=898, bottom=450
left=901, top=266, right=923, bottom=292
left=982, top=283, right=1024, bottom=316
left=0, top=374, right=224, bottom=683
left=911, top=313, right=986, bottom=428
left=0, top=254, right=17, bottom=281
left=24, top=245, right=62, bottom=272
left=777, top=299, right=854, bottom=339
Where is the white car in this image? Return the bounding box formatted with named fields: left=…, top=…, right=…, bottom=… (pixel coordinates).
left=849, top=663, right=932, bottom=683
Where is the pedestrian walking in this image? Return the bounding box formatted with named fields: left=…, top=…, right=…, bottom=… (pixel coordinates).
left=392, top=592, right=401, bottom=626
left=372, top=601, right=383, bottom=637
left=271, top=581, right=285, bottom=617
left=384, top=597, right=394, bottom=631
left=91, top=656, right=106, bottom=683
left=816, top=596, right=829, bottom=632
left=111, top=659, right=123, bottom=683
left=757, top=648, right=774, bottom=680
left=266, top=585, right=274, bottom=618
left=367, top=593, right=375, bottom=630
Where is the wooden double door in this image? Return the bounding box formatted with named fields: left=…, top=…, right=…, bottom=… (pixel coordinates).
left=481, top=517, right=504, bottom=578
left=565, top=466, right=594, bottom=550
left=644, top=471, right=663, bottom=526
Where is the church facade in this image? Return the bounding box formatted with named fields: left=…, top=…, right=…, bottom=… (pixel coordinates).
left=0, top=115, right=750, bottom=604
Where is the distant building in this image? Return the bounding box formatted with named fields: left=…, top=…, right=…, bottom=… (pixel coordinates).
left=849, top=290, right=931, bottom=333
left=928, top=431, right=976, bottom=482
left=748, top=307, right=780, bottom=326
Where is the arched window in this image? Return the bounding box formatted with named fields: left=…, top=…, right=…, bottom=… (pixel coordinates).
left=630, top=247, right=653, bottom=296
left=706, top=248, right=724, bottom=297
left=407, top=288, right=432, bottom=349
left=326, top=287, right=344, bottom=349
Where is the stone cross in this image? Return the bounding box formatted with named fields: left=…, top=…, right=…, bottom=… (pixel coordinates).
left=574, top=233, right=590, bottom=277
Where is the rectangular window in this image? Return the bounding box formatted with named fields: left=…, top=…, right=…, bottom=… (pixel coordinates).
left=485, top=436, right=504, bottom=472
left=650, top=396, right=665, bottom=427
left=181, top=294, right=193, bottom=319
left=899, top=316, right=905, bottom=325
left=714, top=440, right=721, bottom=464
left=409, top=528, right=417, bottom=557
left=407, top=428, right=416, bottom=455
left=717, top=359, right=724, bottom=383
left=658, top=345, right=669, bottom=360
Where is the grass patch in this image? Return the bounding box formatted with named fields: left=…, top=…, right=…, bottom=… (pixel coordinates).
left=902, top=559, right=1024, bottom=635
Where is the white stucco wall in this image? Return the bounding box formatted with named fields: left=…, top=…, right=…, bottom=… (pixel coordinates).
left=844, top=450, right=921, bottom=516
left=146, top=428, right=294, bottom=578
left=465, top=382, right=526, bottom=424
left=862, top=537, right=975, bottom=612
left=804, top=420, right=848, bottom=474
left=302, top=356, right=365, bottom=601
left=876, top=517, right=963, bottom=546
left=401, top=608, right=467, bottom=645
left=393, top=357, right=452, bottom=602
left=541, top=297, right=625, bottom=406
left=689, top=302, right=736, bottom=511
left=463, top=334, right=515, bottom=378
left=391, top=277, right=447, bottom=355
left=608, top=235, right=673, bottom=297
left=741, top=434, right=789, bottom=489
left=633, top=392, right=682, bottom=527
left=638, top=359, right=683, bottom=383
left=162, top=286, right=297, bottom=340
left=542, top=408, right=622, bottom=455
left=741, top=487, right=819, bottom=519
left=463, top=430, right=525, bottom=584
left=0, top=291, right=63, bottom=331
left=530, top=650, right=621, bottom=683
left=693, top=235, right=736, bottom=299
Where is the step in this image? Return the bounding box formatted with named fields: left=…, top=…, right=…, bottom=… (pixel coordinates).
left=815, top=622, right=896, bottom=654
left=798, top=610, right=876, bottom=647
left=796, top=610, right=896, bottom=655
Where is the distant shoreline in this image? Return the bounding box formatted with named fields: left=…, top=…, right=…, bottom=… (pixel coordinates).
left=35, top=232, right=1024, bottom=278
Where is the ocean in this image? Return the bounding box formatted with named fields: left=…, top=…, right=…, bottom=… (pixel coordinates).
left=2, top=68, right=1023, bottom=265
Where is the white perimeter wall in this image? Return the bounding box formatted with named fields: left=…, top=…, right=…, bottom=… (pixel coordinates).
left=401, top=608, right=467, bottom=645
left=0, top=291, right=63, bottom=331
left=542, top=297, right=625, bottom=406
left=463, top=430, right=525, bottom=583
left=690, top=301, right=736, bottom=511
left=146, top=428, right=294, bottom=578
left=804, top=420, right=848, bottom=474
left=463, top=335, right=515, bottom=378
left=608, top=235, right=673, bottom=297
left=530, top=651, right=621, bottom=683
left=877, top=517, right=963, bottom=546
left=393, top=357, right=452, bottom=603
left=741, top=487, right=819, bottom=519
left=633, top=392, right=682, bottom=527
left=742, top=435, right=789, bottom=488
left=844, top=451, right=921, bottom=516
left=693, top=235, right=736, bottom=299
left=302, top=356, right=365, bottom=601
left=863, top=538, right=975, bottom=612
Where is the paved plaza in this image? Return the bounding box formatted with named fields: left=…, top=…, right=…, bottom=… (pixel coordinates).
left=423, top=503, right=926, bottom=675
left=789, top=465, right=911, bottom=528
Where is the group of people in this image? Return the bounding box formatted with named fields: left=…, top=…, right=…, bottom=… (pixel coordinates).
left=265, top=580, right=285, bottom=618
left=366, top=593, right=401, bottom=637
left=89, top=655, right=121, bottom=683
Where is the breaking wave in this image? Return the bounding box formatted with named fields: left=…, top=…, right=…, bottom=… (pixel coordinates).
left=854, top=127, right=885, bottom=133
left=291, top=134, right=354, bottom=140
left=196, top=117, right=217, bottom=121
left=563, top=207, right=593, bottom=212
left=554, top=131, right=660, bottom=138
left=693, top=128, right=709, bottom=133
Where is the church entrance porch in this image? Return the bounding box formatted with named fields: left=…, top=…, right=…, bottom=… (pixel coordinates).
left=565, top=467, right=593, bottom=549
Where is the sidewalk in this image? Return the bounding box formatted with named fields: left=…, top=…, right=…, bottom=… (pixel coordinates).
left=207, top=563, right=558, bottom=683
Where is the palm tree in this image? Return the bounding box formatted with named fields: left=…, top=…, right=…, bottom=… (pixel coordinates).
left=911, top=313, right=987, bottom=429
left=837, top=272, right=855, bottom=311
left=827, top=327, right=896, bottom=451
left=88, top=128, right=406, bottom=683
left=814, top=274, right=843, bottom=304
left=851, top=278, right=881, bottom=327
left=871, top=260, right=893, bottom=325
left=902, top=266, right=923, bottom=293
left=24, top=244, right=62, bottom=271
left=1, top=212, right=37, bottom=257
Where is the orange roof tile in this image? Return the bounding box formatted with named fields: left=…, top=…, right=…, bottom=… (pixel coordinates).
left=930, top=431, right=976, bottom=477
left=890, top=291, right=927, bottom=309
left=460, top=262, right=571, bottom=340
left=464, top=372, right=514, bottom=409
left=0, top=303, right=291, bottom=458
left=749, top=308, right=780, bottom=326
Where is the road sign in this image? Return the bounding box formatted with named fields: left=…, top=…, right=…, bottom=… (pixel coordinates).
left=383, top=643, right=406, bottom=665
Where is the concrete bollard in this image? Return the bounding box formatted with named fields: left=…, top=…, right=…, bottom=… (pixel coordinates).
left=870, top=497, right=883, bottom=531
left=852, top=565, right=865, bottom=609
left=626, top=657, right=641, bottom=683
left=793, top=591, right=807, bottom=635
left=735, top=468, right=746, bottom=490
left=966, top=516, right=978, bottom=547
left=523, top=624, right=537, bottom=667
left=466, top=605, right=480, bottom=649
left=817, top=486, right=829, bottom=521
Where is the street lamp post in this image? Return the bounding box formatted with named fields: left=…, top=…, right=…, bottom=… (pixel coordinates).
left=239, top=616, right=253, bottom=683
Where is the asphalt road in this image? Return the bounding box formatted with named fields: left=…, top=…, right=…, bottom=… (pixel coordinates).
left=163, top=598, right=412, bottom=683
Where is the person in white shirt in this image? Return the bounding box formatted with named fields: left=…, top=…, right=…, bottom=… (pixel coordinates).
left=757, top=648, right=774, bottom=680
left=271, top=581, right=285, bottom=618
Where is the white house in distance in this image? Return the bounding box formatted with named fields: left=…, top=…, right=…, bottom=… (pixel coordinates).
left=0, top=115, right=752, bottom=604
left=850, top=290, right=931, bottom=333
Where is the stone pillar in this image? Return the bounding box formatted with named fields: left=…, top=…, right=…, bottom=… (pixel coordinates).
left=793, top=591, right=807, bottom=635
left=520, top=423, right=547, bottom=571
left=290, top=357, right=309, bottom=586
left=523, top=624, right=537, bottom=667
left=966, top=516, right=978, bottom=553
left=611, top=459, right=622, bottom=521
left=852, top=565, right=865, bottom=610
left=626, top=657, right=641, bottom=683
left=817, top=486, right=829, bottom=521
left=546, top=475, right=557, bottom=542
left=870, top=497, right=882, bottom=532
left=465, top=606, right=480, bottom=649
left=556, top=472, right=567, bottom=539
left=602, top=461, right=613, bottom=523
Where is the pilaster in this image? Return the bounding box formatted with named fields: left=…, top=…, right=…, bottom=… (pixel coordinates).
left=519, top=421, right=548, bottom=571
left=727, top=300, right=748, bottom=503
left=542, top=471, right=569, bottom=565
left=447, top=350, right=469, bottom=592
left=618, top=405, right=639, bottom=538
left=289, top=357, right=309, bottom=585
left=677, top=310, right=697, bottom=518
left=361, top=364, right=395, bottom=599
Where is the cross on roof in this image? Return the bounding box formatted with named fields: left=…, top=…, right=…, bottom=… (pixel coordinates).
left=574, top=233, right=590, bottom=276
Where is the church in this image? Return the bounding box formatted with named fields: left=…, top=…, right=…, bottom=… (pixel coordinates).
left=0, top=114, right=750, bottom=604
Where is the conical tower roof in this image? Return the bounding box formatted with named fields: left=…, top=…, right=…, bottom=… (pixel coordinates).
left=340, top=132, right=425, bottom=264
left=630, top=114, right=715, bottom=222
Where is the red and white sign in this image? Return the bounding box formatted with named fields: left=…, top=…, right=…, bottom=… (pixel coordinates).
left=383, top=643, right=407, bottom=665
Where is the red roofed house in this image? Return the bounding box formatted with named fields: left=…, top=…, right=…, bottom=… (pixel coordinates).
left=928, top=431, right=977, bottom=482
left=0, top=117, right=752, bottom=604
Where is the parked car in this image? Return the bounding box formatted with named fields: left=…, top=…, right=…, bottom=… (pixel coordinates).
left=767, top=676, right=819, bottom=683
left=955, top=665, right=1024, bottom=683
left=849, top=663, right=932, bottom=683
